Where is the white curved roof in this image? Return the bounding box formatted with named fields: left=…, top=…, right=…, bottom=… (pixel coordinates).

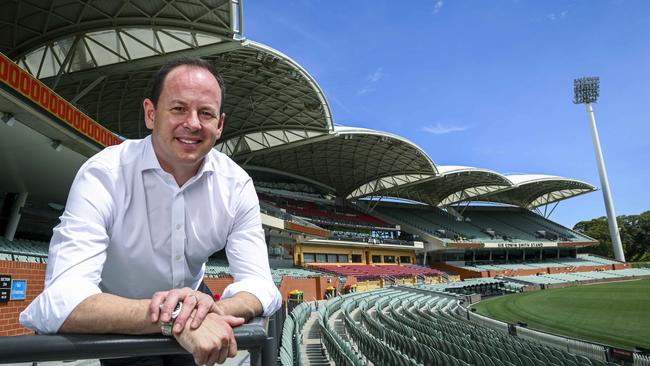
left=351, top=165, right=512, bottom=206
left=242, top=126, right=437, bottom=197
left=2, top=0, right=241, bottom=60
left=471, top=174, right=597, bottom=208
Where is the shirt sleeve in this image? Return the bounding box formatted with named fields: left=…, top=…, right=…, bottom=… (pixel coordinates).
left=222, top=178, right=282, bottom=316
left=19, top=161, right=114, bottom=333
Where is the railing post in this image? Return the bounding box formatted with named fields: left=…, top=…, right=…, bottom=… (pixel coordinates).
left=249, top=347, right=262, bottom=366
left=262, top=334, right=276, bottom=366
left=263, top=311, right=278, bottom=366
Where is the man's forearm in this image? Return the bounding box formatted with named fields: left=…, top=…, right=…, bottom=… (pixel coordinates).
left=59, top=291, right=264, bottom=334
left=59, top=293, right=159, bottom=334
left=214, top=292, right=263, bottom=321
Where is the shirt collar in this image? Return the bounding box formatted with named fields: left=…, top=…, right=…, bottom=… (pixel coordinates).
left=140, top=135, right=216, bottom=178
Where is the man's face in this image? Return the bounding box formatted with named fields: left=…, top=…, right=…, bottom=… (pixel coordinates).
left=143, top=65, right=224, bottom=177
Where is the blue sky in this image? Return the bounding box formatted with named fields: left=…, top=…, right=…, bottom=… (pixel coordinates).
left=244, top=1, right=650, bottom=228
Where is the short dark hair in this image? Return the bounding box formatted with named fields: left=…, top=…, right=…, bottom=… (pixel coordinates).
left=149, top=56, right=226, bottom=114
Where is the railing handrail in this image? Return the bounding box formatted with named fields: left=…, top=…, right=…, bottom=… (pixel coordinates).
left=0, top=317, right=269, bottom=364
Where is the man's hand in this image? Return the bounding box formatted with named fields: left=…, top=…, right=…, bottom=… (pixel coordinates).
left=149, top=287, right=218, bottom=333
left=175, top=312, right=245, bottom=365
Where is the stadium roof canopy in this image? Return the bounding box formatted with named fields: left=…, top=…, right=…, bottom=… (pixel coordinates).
left=2, top=0, right=333, bottom=145
left=242, top=126, right=437, bottom=197
left=1, top=0, right=241, bottom=59
left=349, top=165, right=513, bottom=206
left=471, top=174, right=597, bottom=209
left=0, top=1, right=597, bottom=214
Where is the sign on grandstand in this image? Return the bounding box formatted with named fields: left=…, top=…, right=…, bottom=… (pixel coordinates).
left=0, top=274, right=10, bottom=302
left=10, top=279, right=26, bottom=301
left=483, top=242, right=557, bottom=248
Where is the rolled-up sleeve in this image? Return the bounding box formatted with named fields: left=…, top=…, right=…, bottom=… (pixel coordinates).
left=222, top=179, right=281, bottom=316
left=20, top=162, right=114, bottom=333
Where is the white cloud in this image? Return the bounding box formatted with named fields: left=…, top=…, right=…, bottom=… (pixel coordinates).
left=356, top=87, right=375, bottom=96
left=433, top=0, right=444, bottom=15
left=329, top=95, right=352, bottom=113
left=357, top=67, right=383, bottom=95
left=271, top=17, right=329, bottom=48
left=547, top=10, right=568, bottom=21
left=422, top=123, right=468, bottom=135
left=368, top=67, right=384, bottom=83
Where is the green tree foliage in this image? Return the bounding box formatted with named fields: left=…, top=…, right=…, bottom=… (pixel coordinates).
left=573, top=211, right=650, bottom=261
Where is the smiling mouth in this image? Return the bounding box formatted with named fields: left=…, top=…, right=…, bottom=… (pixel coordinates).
left=176, top=138, right=201, bottom=145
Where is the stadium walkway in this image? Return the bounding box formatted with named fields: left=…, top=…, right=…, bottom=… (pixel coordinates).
left=301, top=303, right=334, bottom=366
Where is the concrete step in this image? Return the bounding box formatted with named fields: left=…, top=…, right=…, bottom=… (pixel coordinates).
left=300, top=310, right=334, bottom=366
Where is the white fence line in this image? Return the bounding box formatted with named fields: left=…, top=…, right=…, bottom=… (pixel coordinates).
left=466, top=308, right=509, bottom=334
left=635, top=353, right=650, bottom=366
left=463, top=303, right=609, bottom=362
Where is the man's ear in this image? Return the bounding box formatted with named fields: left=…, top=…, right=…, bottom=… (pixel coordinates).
left=214, top=113, right=225, bottom=140
left=143, top=98, right=156, bottom=130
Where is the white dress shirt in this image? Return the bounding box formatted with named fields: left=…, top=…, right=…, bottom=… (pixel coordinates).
left=20, top=136, right=281, bottom=333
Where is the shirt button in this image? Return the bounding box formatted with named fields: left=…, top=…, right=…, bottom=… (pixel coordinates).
left=176, top=224, right=182, bottom=230
left=175, top=255, right=182, bottom=261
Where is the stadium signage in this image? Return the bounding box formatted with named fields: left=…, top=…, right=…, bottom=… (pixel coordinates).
left=484, top=242, right=556, bottom=248
left=10, top=279, right=26, bottom=301
left=0, top=52, right=122, bottom=148
left=0, top=274, right=10, bottom=302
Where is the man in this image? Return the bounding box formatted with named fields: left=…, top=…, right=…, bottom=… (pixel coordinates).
left=20, top=57, right=282, bottom=365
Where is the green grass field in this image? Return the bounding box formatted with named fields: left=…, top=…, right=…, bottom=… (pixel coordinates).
left=473, top=279, right=650, bottom=350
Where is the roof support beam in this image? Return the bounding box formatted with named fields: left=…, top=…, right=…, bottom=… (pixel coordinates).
left=232, top=131, right=334, bottom=161
left=11, top=18, right=237, bottom=59
left=39, top=40, right=245, bottom=83
left=243, top=165, right=336, bottom=194
left=72, top=75, right=108, bottom=104
left=52, top=35, right=82, bottom=91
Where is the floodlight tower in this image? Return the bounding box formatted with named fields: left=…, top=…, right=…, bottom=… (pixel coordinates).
left=573, top=77, right=625, bottom=262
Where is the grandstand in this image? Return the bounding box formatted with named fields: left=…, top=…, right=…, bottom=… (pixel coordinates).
left=0, top=1, right=646, bottom=364
left=509, top=267, right=650, bottom=286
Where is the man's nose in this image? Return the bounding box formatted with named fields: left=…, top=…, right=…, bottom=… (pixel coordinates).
left=185, top=111, right=201, bottom=130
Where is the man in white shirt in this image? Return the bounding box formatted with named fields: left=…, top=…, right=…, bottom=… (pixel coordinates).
left=20, top=57, right=282, bottom=366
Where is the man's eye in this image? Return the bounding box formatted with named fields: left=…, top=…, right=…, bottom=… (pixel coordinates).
left=172, top=106, right=185, bottom=112
left=200, top=111, right=216, bottom=119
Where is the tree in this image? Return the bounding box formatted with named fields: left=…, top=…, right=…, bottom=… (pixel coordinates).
left=573, top=211, right=650, bottom=261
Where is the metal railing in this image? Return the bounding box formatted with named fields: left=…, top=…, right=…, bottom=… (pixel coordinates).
left=0, top=313, right=283, bottom=366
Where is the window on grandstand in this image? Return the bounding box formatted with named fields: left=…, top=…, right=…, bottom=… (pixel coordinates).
left=400, top=256, right=411, bottom=264
left=327, top=254, right=337, bottom=263
left=316, top=254, right=327, bottom=263
left=351, top=254, right=362, bottom=263
left=371, top=255, right=381, bottom=263
left=491, top=250, right=506, bottom=261
left=303, top=253, right=315, bottom=263
left=338, top=254, right=349, bottom=263
left=384, top=255, right=396, bottom=263
left=542, top=248, right=558, bottom=260
left=443, top=251, right=464, bottom=262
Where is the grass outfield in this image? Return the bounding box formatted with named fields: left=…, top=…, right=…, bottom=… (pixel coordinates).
left=473, top=279, right=650, bottom=350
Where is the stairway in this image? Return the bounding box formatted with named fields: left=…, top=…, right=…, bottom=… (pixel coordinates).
left=300, top=308, right=333, bottom=366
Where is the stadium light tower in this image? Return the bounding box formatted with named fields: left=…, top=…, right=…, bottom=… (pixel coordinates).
left=573, top=77, right=625, bottom=262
